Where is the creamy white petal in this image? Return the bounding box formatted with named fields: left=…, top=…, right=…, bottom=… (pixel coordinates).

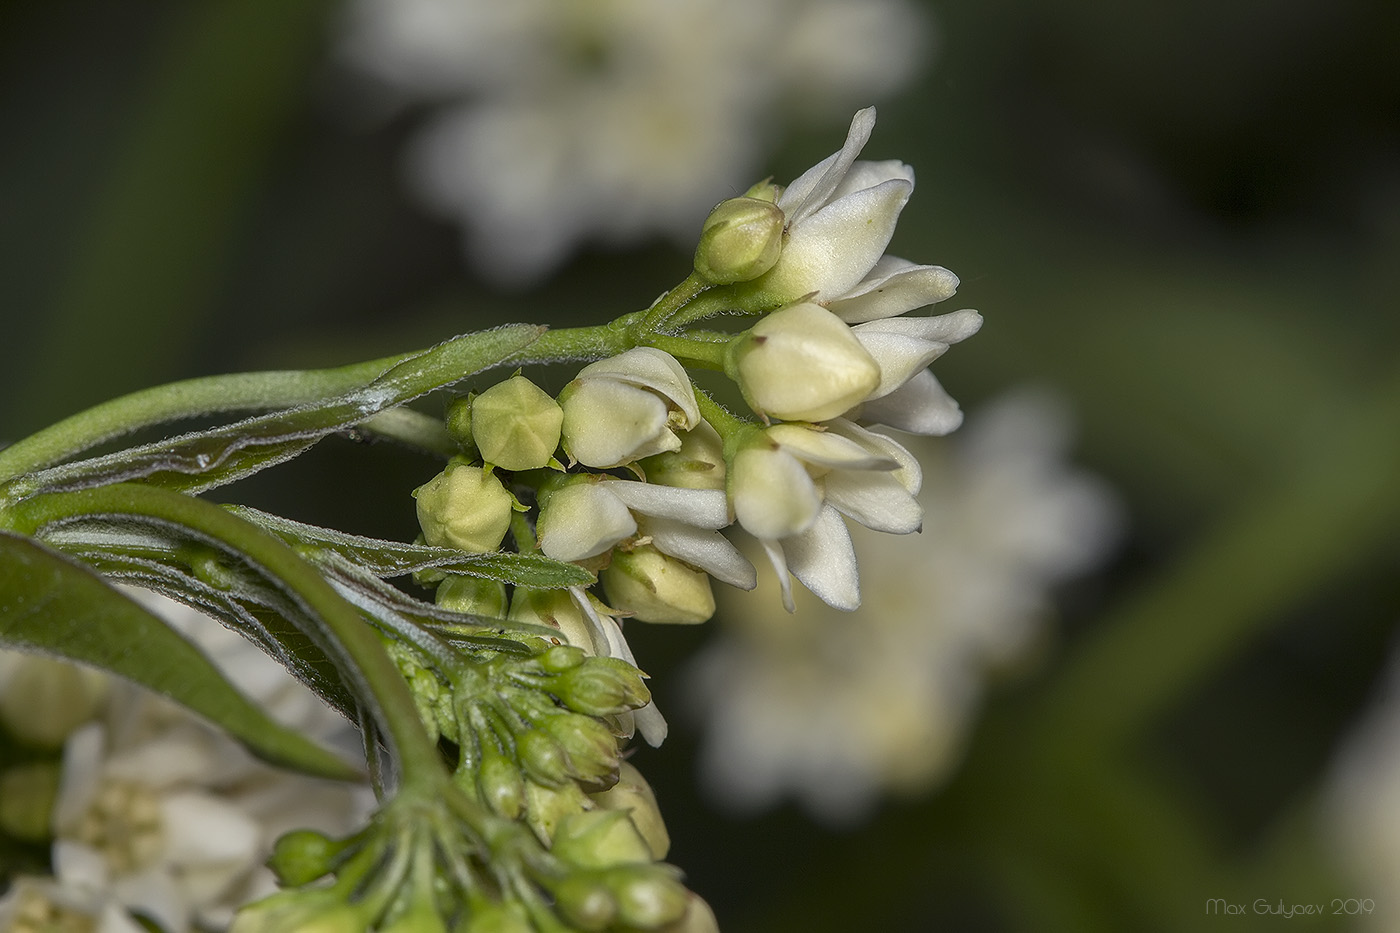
left=538, top=483, right=637, bottom=561
left=777, top=107, right=877, bottom=223
left=561, top=378, right=675, bottom=468
left=607, top=481, right=730, bottom=528
left=824, top=470, right=923, bottom=534
left=858, top=369, right=964, bottom=435
left=758, top=538, right=797, bottom=613
left=827, top=419, right=922, bottom=494
left=827, top=159, right=914, bottom=201
left=586, top=605, right=668, bottom=747
left=784, top=506, right=861, bottom=611
left=646, top=517, right=756, bottom=590
left=733, top=446, right=823, bottom=540
left=772, top=177, right=912, bottom=301
left=853, top=308, right=983, bottom=344
left=850, top=330, right=948, bottom=400
left=825, top=258, right=960, bottom=323
left=575, top=347, right=700, bottom=430
left=766, top=424, right=897, bottom=471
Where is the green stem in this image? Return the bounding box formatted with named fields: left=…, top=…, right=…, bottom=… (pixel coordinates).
left=641, top=332, right=730, bottom=370
left=639, top=273, right=711, bottom=332
left=2, top=483, right=447, bottom=793
left=693, top=389, right=758, bottom=457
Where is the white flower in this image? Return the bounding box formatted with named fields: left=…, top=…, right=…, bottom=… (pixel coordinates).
left=0, top=875, right=146, bottom=933
left=849, top=308, right=984, bottom=435
left=688, top=391, right=1122, bottom=821
left=559, top=348, right=701, bottom=468
left=337, top=0, right=927, bottom=282
left=537, top=478, right=754, bottom=590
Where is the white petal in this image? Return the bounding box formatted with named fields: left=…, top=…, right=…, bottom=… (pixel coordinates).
left=767, top=424, right=897, bottom=471
left=758, top=538, right=796, bottom=613
left=646, top=518, right=756, bottom=590
left=774, top=178, right=912, bottom=301
left=858, top=370, right=964, bottom=435
left=55, top=723, right=105, bottom=832
left=784, top=507, right=861, bottom=611
left=827, top=419, right=922, bottom=494
left=607, top=481, right=730, bottom=528
left=538, top=483, right=637, bottom=561
left=826, top=258, right=960, bottom=323
left=824, top=470, right=923, bottom=534
left=587, top=606, right=668, bottom=747
left=828, top=159, right=914, bottom=202
left=576, top=347, right=700, bottom=430
left=853, top=308, right=983, bottom=344
left=161, top=792, right=261, bottom=870
left=732, top=446, right=823, bottom=540
left=777, top=107, right=877, bottom=223
left=850, top=330, right=948, bottom=400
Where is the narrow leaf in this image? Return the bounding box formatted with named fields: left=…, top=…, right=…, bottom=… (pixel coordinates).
left=0, top=530, right=359, bottom=780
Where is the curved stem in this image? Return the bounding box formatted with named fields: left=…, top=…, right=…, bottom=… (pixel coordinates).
left=2, top=483, right=447, bottom=793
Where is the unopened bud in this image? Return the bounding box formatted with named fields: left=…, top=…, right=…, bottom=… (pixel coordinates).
left=476, top=741, right=525, bottom=820
left=551, top=875, right=618, bottom=931
left=509, top=588, right=597, bottom=655
left=726, top=302, right=881, bottom=422
left=590, top=761, right=670, bottom=860
left=693, top=197, right=785, bottom=285
left=266, top=829, right=348, bottom=887
left=0, top=651, right=107, bottom=748
left=516, top=728, right=570, bottom=787
left=542, top=713, right=620, bottom=788
left=444, top=395, right=475, bottom=454
left=379, top=900, right=449, bottom=933
left=414, top=460, right=513, bottom=553
left=601, top=545, right=715, bottom=625
left=552, top=810, right=653, bottom=869
left=539, top=644, right=587, bottom=673
left=559, top=349, right=700, bottom=469
left=457, top=901, right=534, bottom=933
left=603, top=865, right=690, bottom=929
left=436, top=574, right=509, bottom=619
left=524, top=779, right=592, bottom=843
left=639, top=421, right=726, bottom=491
left=549, top=657, right=650, bottom=717
left=471, top=375, right=564, bottom=471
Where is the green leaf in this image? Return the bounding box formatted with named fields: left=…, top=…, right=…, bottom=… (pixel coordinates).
left=0, top=530, right=359, bottom=780
left=227, top=506, right=594, bottom=587
left=4, top=324, right=542, bottom=501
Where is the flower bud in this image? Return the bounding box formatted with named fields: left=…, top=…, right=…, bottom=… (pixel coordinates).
left=539, top=644, right=587, bottom=673
left=693, top=196, right=785, bottom=285
left=661, top=894, right=721, bottom=933
left=0, top=651, right=107, bottom=748
left=548, top=657, right=650, bottom=717
left=476, top=741, right=525, bottom=820
left=414, top=460, right=513, bottom=553
left=542, top=713, right=620, bottom=787
left=536, top=479, right=636, bottom=563
left=436, top=574, right=509, bottom=620
left=601, top=545, right=715, bottom=625
left=508, top=588, right=597, bottom=655
left=603, top=865, right=691, bottom=929
left=552, top=810, right=654, bottom=869
left=559, top=349, right=700, bottom=469
left=457, top=901, right=534, bottom=933
left=266, top=829, right=348, bottom=887
left=523, top=778, right=592, bottom=843
left=516, top=728, right=571, bottom=787
left=639, top=421, right=726, bottom=491
left=590, top=761, right=670, bottom=860
left=0, top=762, right=60, bottom=842
left=726, top=302, right=881, bottom=422
left=730, top=439, right=821, bottom=540
left=470, top=375, right=564, bottom=471
left=444, top=394, right=475, bottom=454
left=380, top=900, right=449, bottom=933
left=551, top=874, right=618, bottom=931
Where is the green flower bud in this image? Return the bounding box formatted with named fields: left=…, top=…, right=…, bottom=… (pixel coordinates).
left=590, top=762, right=669, bottom=860
left=415, top=460, right=513, bottom=553
left=456, top=901, right=534, bottom=933
left=476, top=742, right=525, bottom=820
left=638, top=421, right=726, bottom=491
left=603, top=865, right=690, bottom=929
left=539, top=644, right=587, bottom=673
left=266, top=829, right=348, bottom=887
left=471, top=375, right=564, bottom=471
left=380, top=900, right=449, bottom=933
left=0, top=762, right=60, bottom=842
left=549, top=657, right=650, bottom=717
left=744, top=178, right=781, bottom=202
left=726, top=301, right=881, bottom=422
left=436, top=574, right=509, bottom=619
left=550, top=874, right=618, bottom=932
left=516, top=728, right=571, bottom=787
left=524, top=779, right=593, bottom=843
left=509, top=588, right=596, bottom=654
left=541, top=713, right=620, bottom=787
left=693, top=196, right=785, bottom=285
left=552, top=810, right=653, bottom=869
left=660, top=894, right=721, bottom=933
left=0, top=651, right=107, bottom=748
left=600, top=545, right=715, bottom=625
left=444, top=395, right=475, bottom=454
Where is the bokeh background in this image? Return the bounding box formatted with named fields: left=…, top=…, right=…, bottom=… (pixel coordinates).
left=2, top=0, right=1398, bottom=930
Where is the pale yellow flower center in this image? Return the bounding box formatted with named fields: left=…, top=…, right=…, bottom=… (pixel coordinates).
left=9, top=886, right=96, bottom=933
left=75, top=778, right=165, bottom=874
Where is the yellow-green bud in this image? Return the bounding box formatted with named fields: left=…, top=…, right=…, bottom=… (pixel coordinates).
left=744, top=178, right=781, bottom=203
left=524, top=779, right=592, bottom=843
left=509, top=588, right=596, bottom=654
left=601, top=545, right=715, bottom=624
left=551, top=875, right=618, bottom=932
left=516, top=728, right=571, bottom=787
left=0, top=651, right=107, bottom=748
left=414, top=461, right=513, bottom=553
left=471, top=375, right=564, bottom=471
left=604, top=866, right=690, bottom=929
left=0, top=762, right=60, bottom=842
left=693, top=196, right=785, bottom=285
left=379, top=900, right=449, bottom=933
left=549, top=657, right=650, bottom=717
left=590, top=761, right=670, bottom=860
left=539, top=644, right=587, bottom=673
left=436, top=574, right=509, bottom=619
left=457, top=901, right=534, bottom=933
left=638, top=421, right=726, bottom=491
left=726, top=301, right=881, bottom=422
left=476, top=741, right=525, bottom=820
left=660, top=894, right=721, bottom=933
left=542, top=713, right=620, bottom=788
left=552, top=810, right=653, bottom=869
left=444, top=395, right=475, bottom=454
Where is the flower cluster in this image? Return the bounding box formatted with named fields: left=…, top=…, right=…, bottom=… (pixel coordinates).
left=0, top=593, right=374, bottom=933
left=337, top=0, right=928, bottom=281
left=686, top=392, right=1123, bottom=821
left=409, top=110, right=979, bottom=722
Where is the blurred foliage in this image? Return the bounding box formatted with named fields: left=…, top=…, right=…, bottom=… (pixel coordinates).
left=1, top=0, right=1398, bottom=930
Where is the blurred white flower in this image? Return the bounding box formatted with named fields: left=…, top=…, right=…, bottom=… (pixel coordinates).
left=0, top=874, right=146, bottom=933
left=41, top=593, right=373, bottom=933
left=687, top=390, right=1123, bottom=822
left=1322, top=647, right=1400, bottom=932
left=337, top=0, right=928, bottom=283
